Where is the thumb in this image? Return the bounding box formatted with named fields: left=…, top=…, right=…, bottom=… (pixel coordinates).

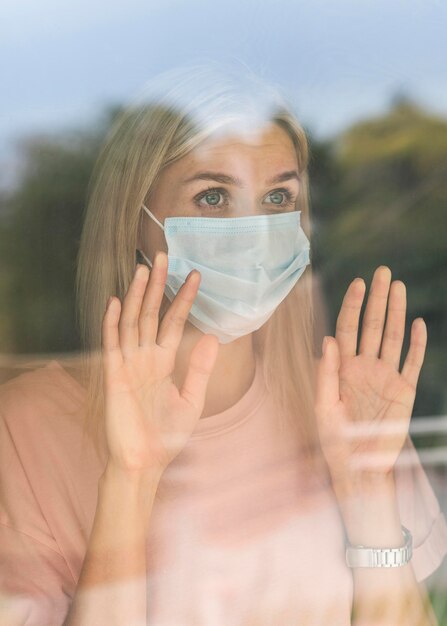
left=179, top=334, right=220, bottom=412
left=315, top=336, right=341, bottom=413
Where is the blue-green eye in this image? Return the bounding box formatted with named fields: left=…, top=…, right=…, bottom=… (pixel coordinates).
left=268, top=191, right=285, bottom=204
left=204, top=192, right=221, bottom=205
left=194, top=187, right=229, bottom=209
left=265, top=189, right=296, bottom=207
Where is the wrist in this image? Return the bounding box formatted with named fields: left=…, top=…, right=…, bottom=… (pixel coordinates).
left=99, top=461, right=162, bottom=512
left=330, top=468, right=396, bottom=499
left=345, top=524, right=412, bottom=569
left=101, top=460, right=164, bottom=486
left=331, top=471, right=404, bottom=547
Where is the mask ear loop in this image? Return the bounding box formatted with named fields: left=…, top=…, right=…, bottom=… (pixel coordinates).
left=137, top=248, right=153, bottom=268
left=139, top=205, right=166, bottom=268
left=142, top=204, right=165, bottom=230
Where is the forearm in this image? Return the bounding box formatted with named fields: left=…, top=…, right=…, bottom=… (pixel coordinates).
left=63, top=464, right=161, bottom=626
left=333, top=472, right=438, bottom=626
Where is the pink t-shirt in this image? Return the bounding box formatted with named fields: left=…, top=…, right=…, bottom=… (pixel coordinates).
left=0, top=357, right=446, bottom=625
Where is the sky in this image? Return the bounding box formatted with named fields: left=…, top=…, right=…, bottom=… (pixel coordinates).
left=1, top=0, right=446, bottom=190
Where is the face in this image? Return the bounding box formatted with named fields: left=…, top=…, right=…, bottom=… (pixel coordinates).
left=137, top=122, right=300, bottom=263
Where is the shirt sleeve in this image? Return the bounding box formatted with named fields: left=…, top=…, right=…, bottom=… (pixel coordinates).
left=394, top=433, right=447, bottom=582
left=0, top=523, right=73, bottom=626
left=0, top=403, right=75, bottom=625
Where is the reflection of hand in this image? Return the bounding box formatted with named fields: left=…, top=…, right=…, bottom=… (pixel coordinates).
left=314, top=265, right=427, bottom=482
left=101, top=251, right=219, bottom=478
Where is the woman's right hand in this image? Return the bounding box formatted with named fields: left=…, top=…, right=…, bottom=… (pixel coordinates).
left=101, top=251, right=219, bottom=479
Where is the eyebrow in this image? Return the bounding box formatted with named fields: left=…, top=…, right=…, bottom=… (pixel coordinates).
left=181, top=170, right=300, bottom=187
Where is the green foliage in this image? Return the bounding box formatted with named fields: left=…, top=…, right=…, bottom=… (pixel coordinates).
left=0, top=106, right=123, bottom=355
left=430, top=586, right=447, bottom=626
left=309, top=95, right=447, bottom=416
left=0, top=96, right=446, bottom=416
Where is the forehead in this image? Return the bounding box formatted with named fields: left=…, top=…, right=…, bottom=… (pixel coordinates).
left=191, top=122, right=296, bottom=161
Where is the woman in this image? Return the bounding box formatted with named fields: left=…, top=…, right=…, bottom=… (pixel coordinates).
left=0, top=62, right=446, bottom=625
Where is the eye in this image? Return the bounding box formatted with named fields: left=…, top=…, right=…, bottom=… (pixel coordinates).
left=193, top=187, right=229, bottom=209
left=265, top=189, right=296, bottom=208
left=193, top=186, right=297, bottom=211
left=267, top=191, right=286, bottom=205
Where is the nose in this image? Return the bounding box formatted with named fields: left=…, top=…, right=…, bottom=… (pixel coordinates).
left=229, top=196, right=272, bottom=217
left=231, top=205, right=281, bottom=218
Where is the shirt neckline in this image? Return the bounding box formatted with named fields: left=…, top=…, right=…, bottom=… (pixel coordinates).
left=46, top=354, right=267, bottom=440
left=190, top=354, right=267, bottom=440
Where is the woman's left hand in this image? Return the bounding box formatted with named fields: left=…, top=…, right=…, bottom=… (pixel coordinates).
left=314, top=265, right=427, bottom=484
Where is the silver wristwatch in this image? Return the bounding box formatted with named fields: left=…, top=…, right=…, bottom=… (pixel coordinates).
left=345, top=525, right=413, bottom=568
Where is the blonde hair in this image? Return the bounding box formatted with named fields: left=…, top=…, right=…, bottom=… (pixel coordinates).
left=75, top=61, right=326, bottom=479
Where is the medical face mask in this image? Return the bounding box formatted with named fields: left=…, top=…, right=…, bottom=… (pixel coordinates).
left=139, top=204, right=311, bottom=344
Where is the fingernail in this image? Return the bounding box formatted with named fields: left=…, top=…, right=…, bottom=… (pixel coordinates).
left=107, top=296, right=114, bottom=308
left=186, top=269, right=198, bottom=281
left=322, top=336, right=328, bottom=354
left=155, top=251, right=167, bottom=266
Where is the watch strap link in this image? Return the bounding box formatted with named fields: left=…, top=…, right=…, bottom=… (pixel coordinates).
left=345, top=525, right=413, bottom=568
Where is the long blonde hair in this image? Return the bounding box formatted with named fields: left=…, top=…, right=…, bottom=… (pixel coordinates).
left=75, top=61, right=326, bottom=478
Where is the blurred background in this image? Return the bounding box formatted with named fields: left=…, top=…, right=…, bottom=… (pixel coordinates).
left=0, top=0, right=446, bottom=618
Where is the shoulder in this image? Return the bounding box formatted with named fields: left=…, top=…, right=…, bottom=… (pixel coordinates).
left=0, top=357, right=85, bottom=432
left=0, top=359, right=101, bottom=547
left=394, top=433, right=447, bottom=582
left=0, top=358, right=90, bottom=501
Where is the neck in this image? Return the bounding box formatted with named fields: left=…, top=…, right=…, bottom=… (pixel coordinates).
left=173, top=322, right=257, bottom=418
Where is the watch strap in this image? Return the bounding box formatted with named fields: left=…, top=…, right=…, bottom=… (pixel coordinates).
left=345, top=525, right=413, bottom=568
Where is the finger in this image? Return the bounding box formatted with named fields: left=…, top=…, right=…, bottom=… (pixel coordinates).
left=139, top=251, right=169, bottom=346
left=358, top=265, right=392, bottom=358
left=379, top=280, right=406, bottom=370
left=401, top=318, right=427, bottom=390
left=156, top=270, right=202, bottom=351
left=102, top=296, right=124, bottom=380
left=315, top=336, right=341, bottom=414
left=335, top=277, right=366, bottom=358
left=179, top=334, right=220, bottom=412
left=118, top=264, right=150, bottom=355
